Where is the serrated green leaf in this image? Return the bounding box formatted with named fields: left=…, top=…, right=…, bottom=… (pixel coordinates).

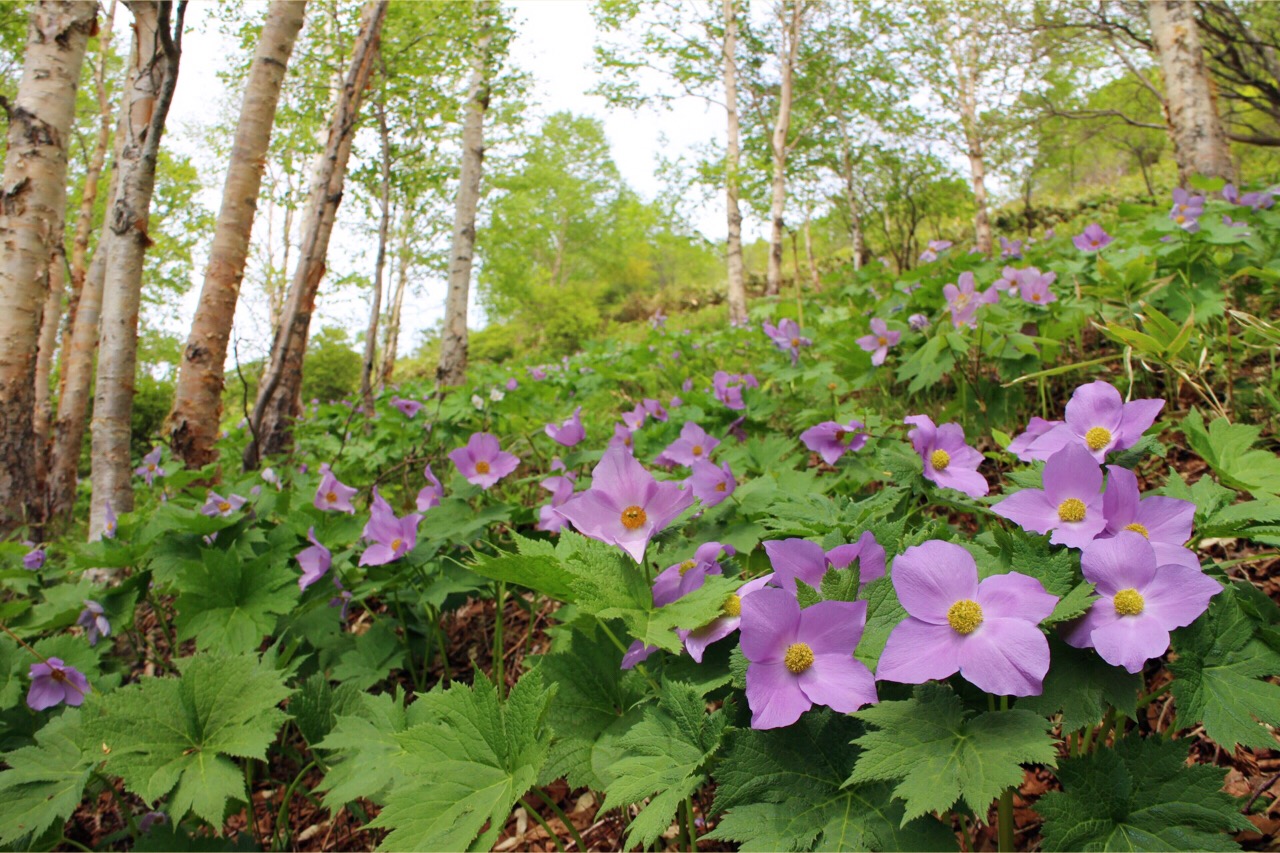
left=855, top=576, right=907, bottom=668
left=1045, top=581, right=1096, bottom=625
left=316, top=688, right=427, bottom=808
left=0, top=710, right=94, bottom=845
left=1018, top=640, right=1141, bottom=731
left=290, top=673, right=364, bottom=748
left=1182, top=409, right=1280, bottom=498
left=174, top=548, right=299, bottom=655
left=852, top=683, right=1057, bottom=821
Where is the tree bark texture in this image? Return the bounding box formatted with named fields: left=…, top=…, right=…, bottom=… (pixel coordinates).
left=764, top=0, right=803, bottom=298
left=1148, top=0, right=1236, bottom=184
left=723, top=0, right=747, bottom=325
left=166, top=0, right=305, bottom=470
left=88, top=0, right=183, bottom=539
left=380, top=227, right=408, bottom=386
left=436, top=2, right=494, bottom=387
left=245, top=0, right=387, bottom=468
left=0, top=0, right=97, bottom=535
left=953, top=38, right=992, bottom=254
left=33, top=247, right=67, bottom=483
left=359, top=95, right=391, bottom=408
left=802, top=213, right=820, bottom=292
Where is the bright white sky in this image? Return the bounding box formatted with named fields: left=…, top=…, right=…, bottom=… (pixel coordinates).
left=147, top=0, right=739, bottom=364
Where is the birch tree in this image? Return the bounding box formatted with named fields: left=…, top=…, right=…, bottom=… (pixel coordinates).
left=165, top=0, right=306, bottom=470
left=0, top=0, right=97, bottom=534
left=88, top=0, right=184, bottom=539
left=763, top=0, right=808, bottom=297
left=358, top=93, right=391, bottom=406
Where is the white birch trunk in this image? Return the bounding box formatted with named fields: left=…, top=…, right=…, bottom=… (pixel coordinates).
left=765, top=0, right=802, bottom=298
left=380, top=227, right=408, bottom=387
left=360, top=96, right=391, bottom=407
left=723, top=0, right=747, bottom=325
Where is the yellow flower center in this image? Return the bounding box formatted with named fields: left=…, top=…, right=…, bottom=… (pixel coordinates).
left=877, top=336, right=888, bottom=346
left=1085, top=426, right=1112, bottom=451
left=947, top=599, right=984, bottom=634
left=1032, top=293, right=1042, bottom=302
left=325, top=491, right=338, bottom=504
left=715, top=482, right=727, bottom=492
left=722, top=594, right=741, bottom=617
left=1057, top=498, right=1087, bottom=523
left=931, top=449, right=951, bottom=471
left=790, top=337, right=801, bottom=347
left=620, top=505, right=647, bottom=530
left=218, top=501, right=231, bottom=513
left=1124, top=522, right=1150, bottom=538
left=1175, top=214, right=1186, bottom=224
left=692, top=445, right=704, bottom=457
left=678, top=559, right=697, bottom=576
left=391, top=538, right=403, bottom=552
left=148, top=464, right=156, bottom=472
left=1113, top=588, right=1145, bottom=616
left=784, top=642, right=815, bottom=674
left=474, top=460, right=491, bottom=474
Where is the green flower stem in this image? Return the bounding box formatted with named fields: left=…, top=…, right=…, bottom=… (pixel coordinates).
left=532, top=786, right=587, bottom=852
left=494, top=581, right=506, bottom=698
left=682, top=794, right=698, bottom=852
left=523, top=797, right=567, bottom=853
left=996, top=694, right=1015, bottom=852
left=272, top=760, right=317, bottom=850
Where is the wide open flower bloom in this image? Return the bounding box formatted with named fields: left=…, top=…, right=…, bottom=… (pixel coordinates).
left=999, top=236, right=1023, bottom=259
left=763, top=318, right=812, bottom=365
left=1100, top=465, right=1198, bottom=570
left=545, top=407, right=586, bottom=447
left=1063, top=532, right=1220, bottom=673
left=202, top=491, right=246, bottom=518
left=642, top=398, right=668, bottom=422
left=1073, top=223, right=1113, bottom=252
left=905, top=415, right=988, bottom=499
left=689, top=459, right=736, bottom=507
left=23, top=542, right=45, bottom=570
left=450, top=432, right=519, bottom=489
left=944, top=272, right=997, bottom=329
left=416, top=464, right=444, bottom=512
left=800, top=420, right=868, bottom=465
left=660, top=421, right=720, bottom=468
left=1016, top=268, right=1057, bottom=306
left=1170, top=187, right=1205, bottom=231
left=1011, top=380, right=1164, bottom=463
left=297, top=527, right=332, bottom=590
left=877, top=541, right=1057, bottom=696
left=315, top=464, right=359, bottom=513
left=713, top=371, right=758, bottom=411
left=857, top=318, right=900, bottom=366
left=993, top=443, right=1106, bottom=549
left=555, top=444, right=694, bottom=563
left=27, top=657, right=91, bottom=710
left=135, top=446, right=164, bottom=486
left=390, top=396, right=423, bottom=419
left=764, top=532, right=885, bottom=593
left=741, top=588, right=877, bottom=729
left=359, top=496, right=422, bottom=567
left=684, top=574, right=773, bottom=663
left=535, top=474, right=577, bottom=533
left=77, top=600, right=111, bottom=646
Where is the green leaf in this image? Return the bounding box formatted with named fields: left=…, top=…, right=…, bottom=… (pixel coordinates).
left=468, top=533, right=578, bottom=601
left=1036, top=738, right=1251, bottom=851
left=86, top=655, right=290, bottom=826
left=1018, top=640, right=1141, bottom=731
left=710, top=709, right=954, bottom=851
left=0, top=710, right=94, bottom=845
left=1182, top=409, right=1280, bottom=498
left=851, top=683, right=1057, bottom=821
left=290, top=673, right=363, bottom=748
left=329, top=621, right=406, bottom=690
left=174, top=548, right=299, bottom=655
left=1044, top=581, right=1096, bottom=625
left=316, top=688, right=428, bottom=808
left=856, top=576, right=907, bottom=669
left=368, top=672, right=554, bottom=852
left=601, top=680, right=725, bottom=849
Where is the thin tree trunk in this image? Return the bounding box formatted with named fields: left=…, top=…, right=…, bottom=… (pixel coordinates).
left=0, top=0, right=97, bottom=535
left=437, top=2, right=494, bottom=387
left=765, top=0, right=803, bottom=298
left=803, top=213, right=820, bottom=292
left=954, top=39, right=992, bottom=254
left=33, top=247, right=67, bottom=483
left=245, top=0, right=388, bottom=469
left=88, top=0, right=184, bottom=540
left=841, top=146, right=863, bottom=271
left=360, top=95, right=391, bottom=408
left=1149, top=0, right=1236, bottom=184
left=380, top=225, right=408, bottom=386
left=165, top=0, right=305, bottom=470
left=723, top=0, right=747, bottom=325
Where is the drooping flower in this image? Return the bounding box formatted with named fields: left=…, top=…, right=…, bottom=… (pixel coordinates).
left=713, top=371, right=758, bottom=411
left=992, top=443, right=1106, bottom=549
left=1169, top=187, right=1205, bottom=231
left=297, top=527, right=332, bottom=590
left=536, top=474, right=577, bottom=533
left=928, top=239, right=953, bottom=253
left=999, top=236, right=1023, bottom=259
left=554, top=444, right=694, bottom=563
left=315, top=464, right=359, bottom=514
left=23, top=542, right=45, bottom=570
left=944, top=271, right=998, bottom=329
left=856, top=318, right=901, bottom=366
left=659, top=421, right=720, bottom=467
left=908, top=313, right=929, bottom=331
left=1006, top=416, right=1058, bottom=460
left=609, top=422, right=636, bottom=453
left=359, top=497, right=422, bottom=567
left=1100, top=466, right=1198, bottom=570
left=1062, top=532, right=1220, bottom=673
left=449, top=432, right=520, bottom=489
left=642, top=398, right=668, bottom=422
left=622, top=404, right=647, bottom=432
left=1010, top=380, right=1164, bottom=463
left=653, top=541, right=732, bottom=608
left=415, top=464, right=444, bottom=512
left=390, top=396, right=423, bottom=419
left=690, top=458, right=736, bottom=507
left=684, top=574, right=773, bottom=662
left=135, top=446, right=164, bottom=486
left=764, top=532, right=885, bottom=594
left=545, top=407, right=586, bottom=447
left=202, top=491, right=246, bottom=518
left=905, top=415, right=988, bottom=499
left=877, top=541, right=1056, bottom=696
left=77, top=601, right=111, bottom=646
left=505, top=377, right=519, bottom=391
left=800, top=420, right=868, bottom=465
left=102, top=502, right=117, bottom=539
left=740, top=588, right=877, bottom=729
left=27, top=657, right=91, bottom=710
left=1073, top=223, right=1112, bottom=252
left=763, top=317, right=812, bottom=365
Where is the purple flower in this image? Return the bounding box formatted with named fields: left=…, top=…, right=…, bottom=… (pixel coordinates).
left=135, top=446, right=163, bottom=486
left=390, top=396, right=423, bottom=419
left=660, top=421, right=720, bottom=467
left=877, top=541, right=1057, bottom=696
left=713, top=371, right=758, bottom=411
left=740, top=588, right=877, bottom=729
left=681, top=378, right=694, bottom=393
left=1240, top=189, right=1274, bottom=210
left=992, top=444, right=1106, bottom=549
left=684, top=574, right=773, bottom=662
left=1073, top=223, right=1113, bottom=252
left=1170, top=187, right=1205, bottom=231
left=545, top=407, right=586, bottom=447
left=1006, top=416, right=1058, bottom=460
left=609, top=422, right=636, bottom=453
left=262, top=467, right=280, bottom=489
left=23, top=542, right=45, bottom=570
left=650, top=309, right=667, bottom=330
left=653, top=541, right=731, bottom=608
left=998, top=267, right=1058, bottom=305
left=999, top=236, right=1023, bottom=259
left=138, top=812, right=168, bottom=834
left=449, top=433, right=520, bottom=489
left=506, top=377, right=519, bottom=391
left=622, top=404, right=647, bottom=432
left=690, top=459, right=735, bottom=506
left=359, top=496, right=422, bottom=566
left=1222, top=213, right=1250, bottom=232
left=1011, top=380, right=1164, bottom=463
left=905, top=415, right=988, bottom=499
left=315, top=464, right=359, bottom=513
left=415, top=464, right=444, bottom=512
left=102, top=502, right=117, bottom=539
left=202, top=491, right=246, bottom=518
left=799, top=420, right=868, bottom=465
left=621, top=642, right=659, bottom=669
left=944, top=272, right=997, bottom=329
left=763, top=318, right=812, bottom=365
left=928, top=239, right=953, bottom=253
left=856, top=318, right=901, bottom=366
left=918, top=249, right=938, bottom=263
left=554, top=445, right=694, bottom=563
left=908, top=313, right=929, bottom=331
left=1062, top=532, right=1220, bottom=673
left=297, top=527, right=332, bottom=590
left=529, top=366, right=547, bottom=380
left=536, top=474, right=577, bottom=533
left=1100, top=466, right=1198, bottom=570
left=26, top=657, right=90, bottom=710
left=642, top=398, right=668, bottom=422
left=764, top=532, right=885, bottom=595
left=1223, top=183, right=1239, bottom=204
left=77, top=601, right=111, bottom=646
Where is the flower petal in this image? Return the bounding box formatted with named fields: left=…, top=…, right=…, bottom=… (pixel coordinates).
left=876, top=618, right=963, bottom=683
left=957, top=618, right=1050, bottom=696
left=891, top=541, right=978, bottom=623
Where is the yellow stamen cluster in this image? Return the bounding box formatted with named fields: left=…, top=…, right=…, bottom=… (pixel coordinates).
left=678, top=559, right=697, bottom=576
left=474, top=460, right=491, bottom=474
left=1085, top=426, right=1112, bottom=451
left=877, top=336, right=888, bottom=346
left=692, top=444, right=704, bottom=457
left=1113, top=588, right=1145, bottom=616
left=217, top=501, right=231, bottom=513
left=715, top=482, right=727, bottom=492
left=947, top=599, right=984, bottom=635
left=1057, top=498, right=1087, bottom=523
left=325, top=491, right=338, bottom=504
left=722, top=594, right=741, bottom=617
left=784, top=642, right=815, bottom=674
left=391, top=538, right=403, bottom=553
left=790, top=338, right=801, bottom=348
left=620, top=505, right=647, bottom=530
left=931, top=449, right=952, bottom=471
left=1123, top=522, right=1150, bottom=538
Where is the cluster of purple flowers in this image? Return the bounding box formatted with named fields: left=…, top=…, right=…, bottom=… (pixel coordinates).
left=713, top=371, right=757, bottom=410
left=993, top=266, right=1057, bottom=306
left=944, top=272, right=999, bottom=329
